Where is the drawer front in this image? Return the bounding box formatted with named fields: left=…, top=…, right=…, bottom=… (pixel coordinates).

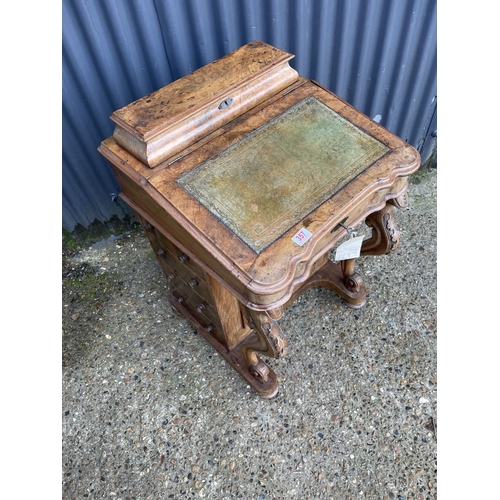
left=151, top=226, right=205, bottom=280
left=155, top=256, right=218, bottom=324
left=312, top=177, right=410, bottom=260
left=170, top=288, right=225, bottom=345
left=138, top=214, right=225, bottom=343
left=139, top=215, right=205, bottom=278
left=174, top=278, right=222, bottom=329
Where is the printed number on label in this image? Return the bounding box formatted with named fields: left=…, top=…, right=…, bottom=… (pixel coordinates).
left=292, top=227, right=312, bottom=246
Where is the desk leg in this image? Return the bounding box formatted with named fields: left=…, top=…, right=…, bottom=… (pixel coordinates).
left=361, top=192, right=408, bottom=256
left=238, top=308, right=289, bottom=398
left=168, top=293, right=283, bottom=398
left=340, top=258, right=365, bottom=308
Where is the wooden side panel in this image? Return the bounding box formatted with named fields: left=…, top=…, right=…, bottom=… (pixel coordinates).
left=206, top=274, right=251, bottom=351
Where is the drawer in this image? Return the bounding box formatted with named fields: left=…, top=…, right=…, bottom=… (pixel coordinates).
left=138, top=215, right=206, bottom=280
left=156, top=249, right=212, bottom=303
left=170, top=288, right=225, bottom=345
left=174, top=278, right=223, bottom=329
left=151, top=228, right=206, bottom=281
left=312, top=182, right=408, bottom=260
left=139, top=215, right=226, bottom=345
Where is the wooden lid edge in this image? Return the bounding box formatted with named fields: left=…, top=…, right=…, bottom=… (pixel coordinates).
left=109, top=41, right=296, bottom=141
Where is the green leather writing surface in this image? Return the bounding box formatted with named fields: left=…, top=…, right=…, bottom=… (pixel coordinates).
left=177, top=96, right=389, bottom=253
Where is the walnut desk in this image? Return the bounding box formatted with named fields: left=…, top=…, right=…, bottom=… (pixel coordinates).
left=98, top=41, right=420, bottom=398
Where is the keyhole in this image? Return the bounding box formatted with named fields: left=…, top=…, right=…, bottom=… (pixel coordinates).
left=218, top=98, right=233, bottom=109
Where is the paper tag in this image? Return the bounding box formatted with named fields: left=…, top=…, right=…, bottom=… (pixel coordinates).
left=335, top=235, right=365, bottom=261
left=291, top=227, right=312, bottom=246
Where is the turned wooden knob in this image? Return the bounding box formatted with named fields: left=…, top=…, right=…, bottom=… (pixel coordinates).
left=178, top=253, right=189, bottom=263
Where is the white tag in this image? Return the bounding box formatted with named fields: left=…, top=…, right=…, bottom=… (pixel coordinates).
left=291, top=227, right=312, bottom=246
left=335, top=235, right=365, bottom=261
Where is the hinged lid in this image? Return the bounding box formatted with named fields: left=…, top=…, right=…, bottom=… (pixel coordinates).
left=110, top=40, right=299, bottom=168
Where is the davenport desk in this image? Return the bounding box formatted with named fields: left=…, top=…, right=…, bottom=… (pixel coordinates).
left=98, top=41, right=420, bottom=398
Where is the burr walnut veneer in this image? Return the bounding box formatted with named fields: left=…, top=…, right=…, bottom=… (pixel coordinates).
left=99, top=41, right=420, bottom=398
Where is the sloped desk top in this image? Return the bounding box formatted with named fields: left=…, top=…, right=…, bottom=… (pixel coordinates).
left=177, top=95, right=389, bottom=254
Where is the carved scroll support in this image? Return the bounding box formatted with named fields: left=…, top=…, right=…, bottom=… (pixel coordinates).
left=241, top=308, right=289, bottom=386
left=361, top=202, right=401, bottom=256
left=389, top=190, right=409, bottom=210
left=340, top=258, right=364, bottom=301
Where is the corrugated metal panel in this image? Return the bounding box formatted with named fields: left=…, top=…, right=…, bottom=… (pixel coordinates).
left=62, top=0, right=437, bottom=231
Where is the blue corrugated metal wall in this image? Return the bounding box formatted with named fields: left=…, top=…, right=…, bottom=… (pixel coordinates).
left=62, top=0, right=437, bottom=232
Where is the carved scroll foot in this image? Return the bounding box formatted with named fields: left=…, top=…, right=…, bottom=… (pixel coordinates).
left=361, top=203, right=401, bottom=256
left=238, top=308, right=289, bottom=396
left=340, top=258, right=366, bottom=309
left=168, top=291, right=280, bottom=398
left=249, top=359, right=272, bottom=383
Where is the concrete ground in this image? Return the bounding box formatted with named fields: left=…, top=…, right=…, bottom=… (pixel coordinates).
left=62, top=165, right=437, bottom=499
